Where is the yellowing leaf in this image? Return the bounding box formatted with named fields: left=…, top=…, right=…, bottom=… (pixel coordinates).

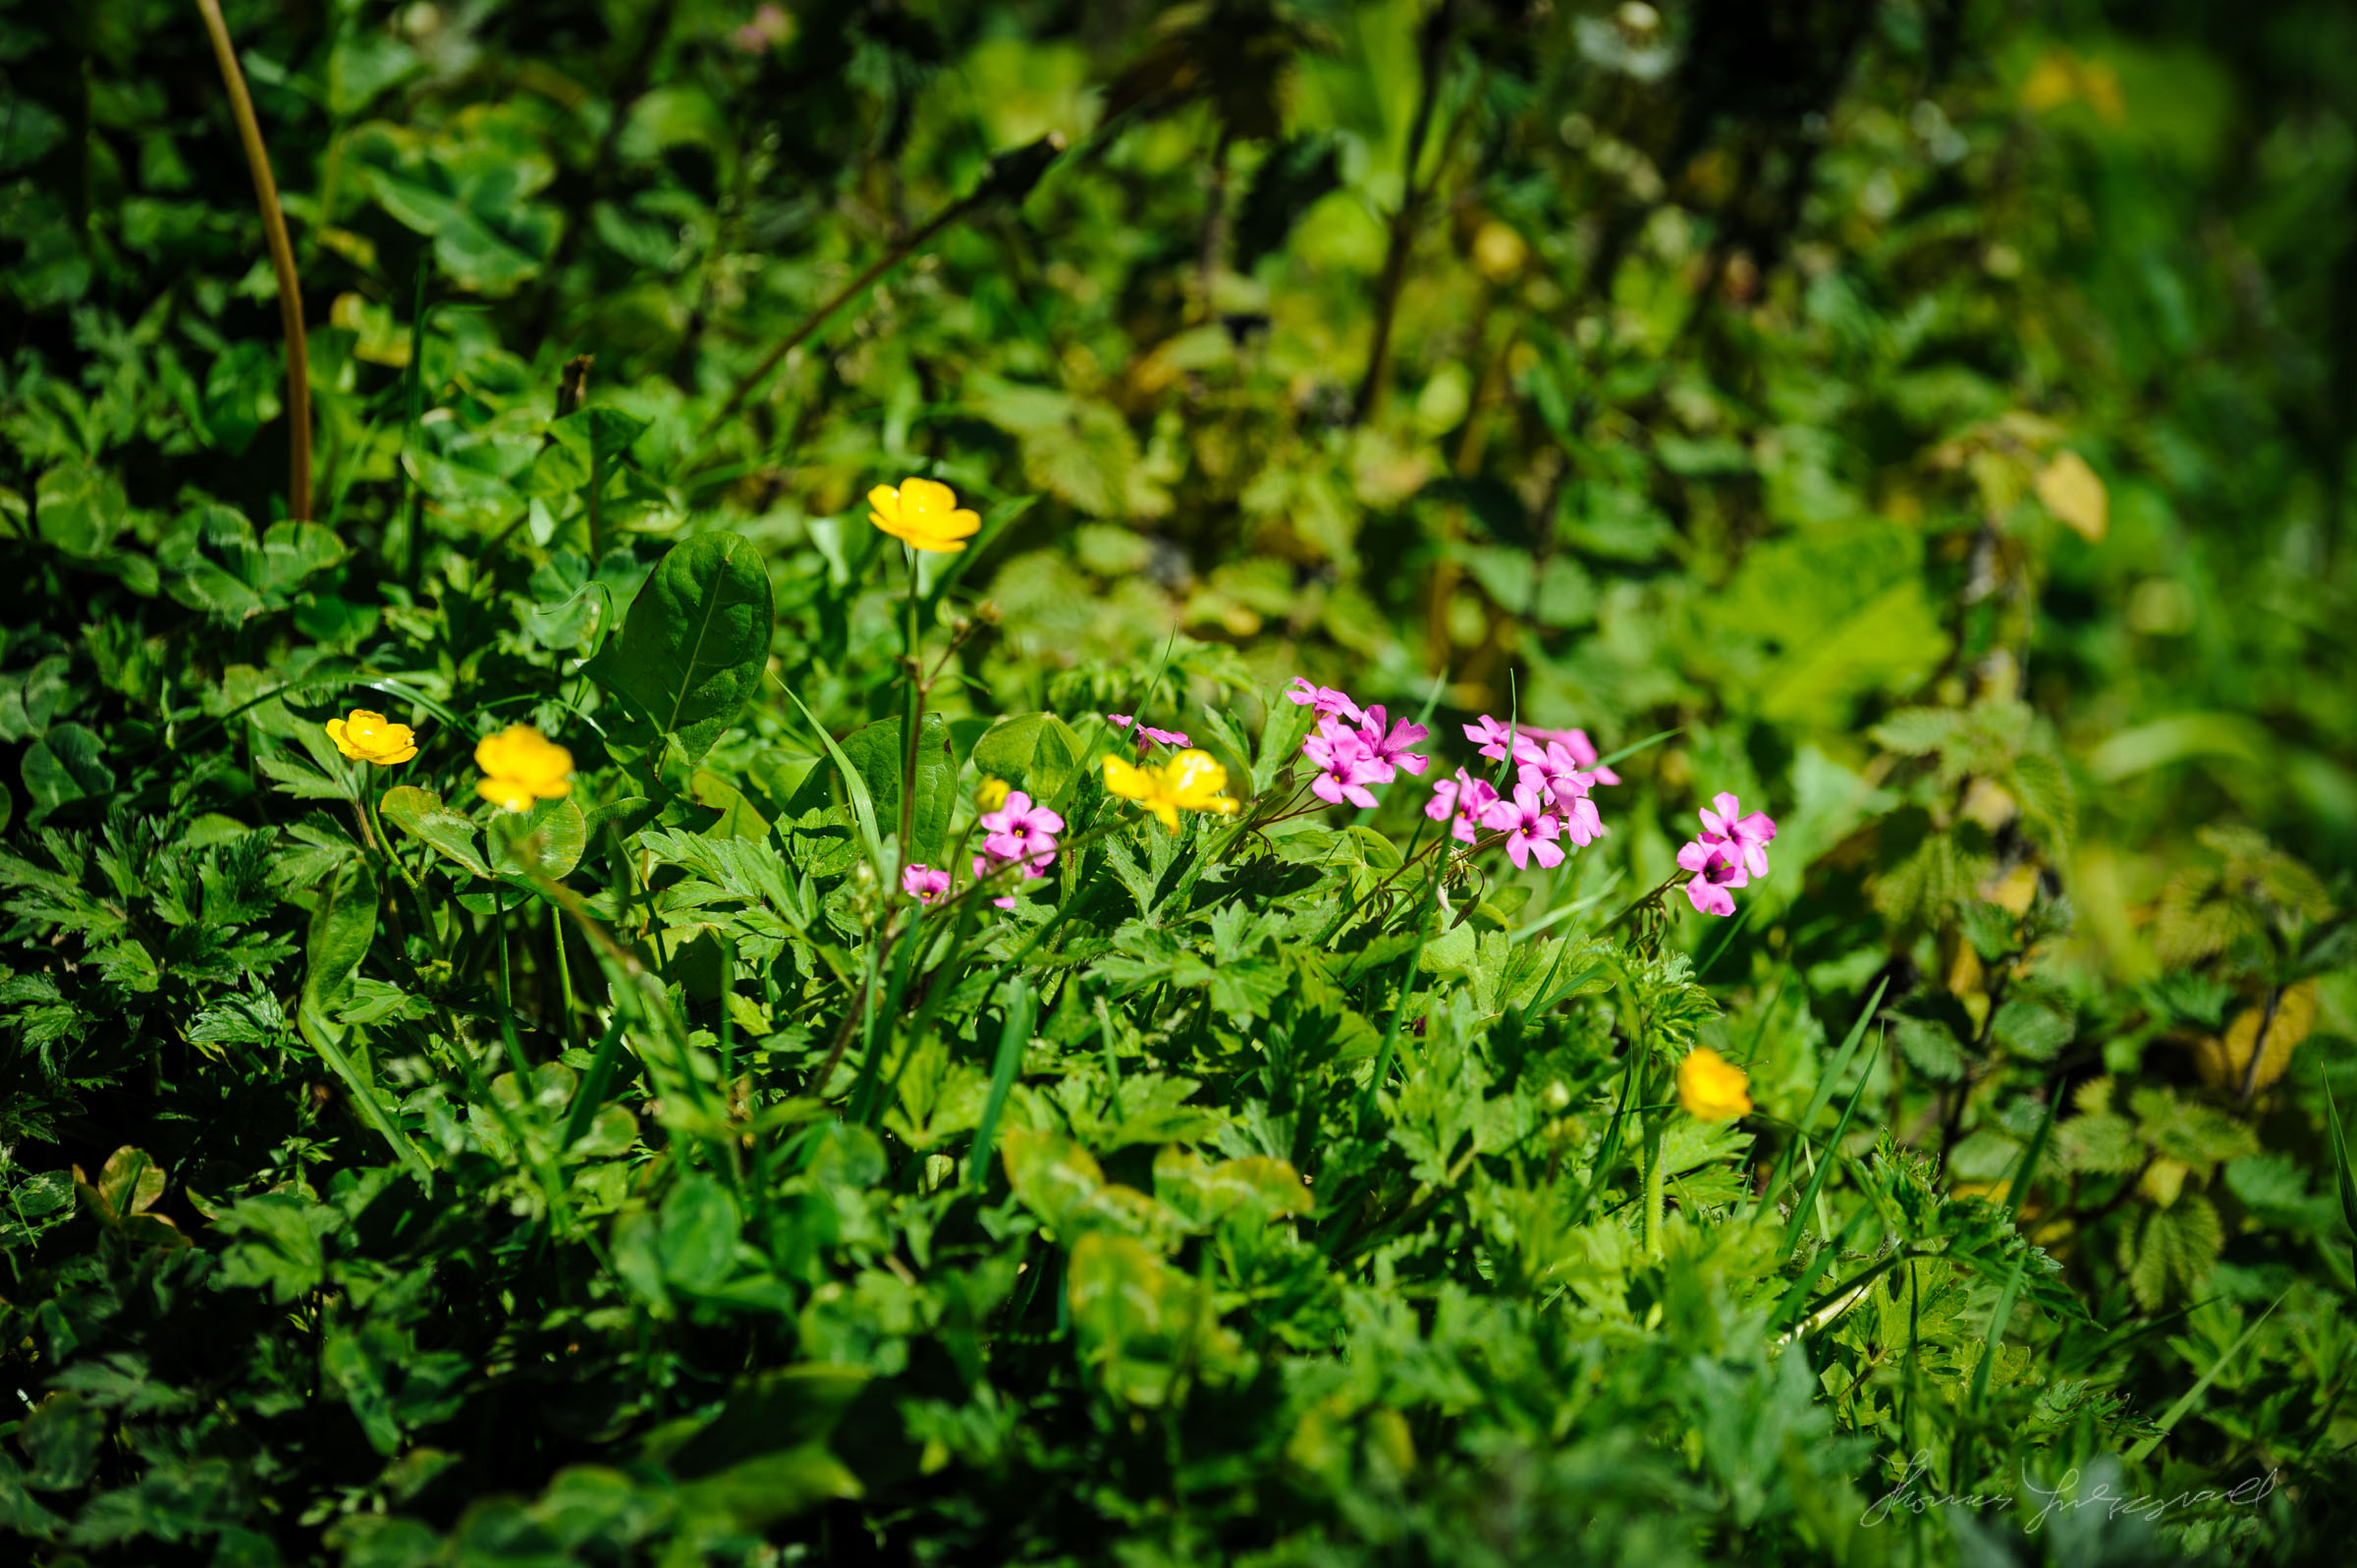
left=2035, top=450, right=2108, bottom=542
left=2194, top=981, right=2318, bottom=1095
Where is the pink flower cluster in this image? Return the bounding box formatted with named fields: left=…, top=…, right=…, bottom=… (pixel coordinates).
left=1675, top=791, right=1778, bottom=916
left=902, top=789, right=1067, bottom=910
left=1286, top=679, right=1431, bottom=809
left=1424, top=714, right=1610, bottom=870
left=1287, top=684, right=1620, bottom=876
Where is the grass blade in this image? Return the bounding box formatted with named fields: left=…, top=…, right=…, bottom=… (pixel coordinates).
left=2004, top=1083, right=2059, bottom=1219
left=1756, top=975, right=1889, bottom=1218
left=1780, top=1030, right=1883, bottom=1257
left=1968, top=1252, right=2028, bottom=1409
left=784, top=684, right=888, bottom=875
left=2324, top=1067, right=2357, bottom=1288
left=967, top=978, right=1035, bottom=1190
left=2123, top=1289, right=2287, bottom=1465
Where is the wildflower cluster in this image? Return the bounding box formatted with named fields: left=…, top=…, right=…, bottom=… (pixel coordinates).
left=1674, top=791, right=1778, bottom=917
left=1440, top=715, right=1611, bottom=869
left=321, top=708, right=575, bottom=815
left=902, top=789, right=1066, bottom=910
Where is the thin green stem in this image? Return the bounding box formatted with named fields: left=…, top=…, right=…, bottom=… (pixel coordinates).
left=900, top=546, right=923, bottom=861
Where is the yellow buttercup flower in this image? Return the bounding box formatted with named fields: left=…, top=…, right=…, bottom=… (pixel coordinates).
left=1677, top=1048, right=1753, bottom=1121
left=474, top=725, right=573, bottom=813
left=975, top=776, right=1012, bottom=812
left=325, top=709, right=417, bottom=766
left=1102, top=748, right=1239, bottom=833
left=867, top=476, right=982, bottom=554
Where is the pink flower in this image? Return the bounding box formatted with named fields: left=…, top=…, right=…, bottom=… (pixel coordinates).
left=1304, top=720, right=1386, bottom=809
left=1285, top=678, right=1364, bottom=726
left=902, top=863, right=951, bottom=902
left=980, top=789, right=1063, bottom=874
left=1517, top=740, right=1596, bottom=813
left=1676, top=837, right=1748, bottom=917
left=1524, top=727, right=1620, bottom=786
left=1698, top=791, right=1777, bottom=879
left=1107, top=714, right=1190, bottom=751
left=1557, top=793, right=1606, bottom=846
left=1479, top=785, right=1565, bottom=870
left=1353, top=706, right=1431, bottom=779
left=1425, top=770, right=1500, bottom=844
left=1462, top=715, right=1525, bottom=763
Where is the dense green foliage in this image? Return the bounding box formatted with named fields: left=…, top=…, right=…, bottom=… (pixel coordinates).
left=5, top=0, right=2357, bottom=1563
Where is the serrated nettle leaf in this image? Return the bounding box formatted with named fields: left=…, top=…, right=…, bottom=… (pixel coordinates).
left=583, top=532, right=774, bottom=765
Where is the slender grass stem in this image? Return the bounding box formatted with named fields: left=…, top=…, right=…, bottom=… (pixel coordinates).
left=194, top=0, right=309, bottom=520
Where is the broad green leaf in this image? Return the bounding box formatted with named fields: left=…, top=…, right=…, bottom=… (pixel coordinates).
left=381, top=784, right=492, bottom=878
left=584, top=532, right=774, bottom=765
left=836, top=713, right=957, bottom=864
left=301, top=858, right=379, bottom=1016
left=490, top=795, right=586, bottom=881
left=657, top=1174, right=740, bottom=1293
left=22, top=722, right=113, bottom=816
left=674, top=1444, right=861, bottom=1531
left=970, top=711, right=1083, bottom=800
left=34, top=462, right=126, bottom=559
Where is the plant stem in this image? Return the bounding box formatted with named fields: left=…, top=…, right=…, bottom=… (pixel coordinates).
left=398, top=252, right=430, bottom=582
left=194, top=0, right=310, bottom=520
left=900, top=547, right=923, bottom=860
left=1350, top=0, right=1456, bottom=426
left=1641, top=1106, right=1669, bottom=1262
left=702, top=189, right=988, bottom=440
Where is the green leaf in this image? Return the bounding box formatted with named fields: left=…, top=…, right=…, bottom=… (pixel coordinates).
left=2124, top=1289, right=2287, bottom=1464
left=380, top=784, right=492, bottom=878
left=782, top=687, right=885, bottom=877
left=21, top=722, right=113, bottom=817
left=490, top=796, right=586, bottom=882
left=657, top=1174, right=740, bottom=1293
left=213, top=1191, right=332, bottom=1304
left=1254, top=688, right=1318, bottom=793
left=970, top=711, right=1084, bottom=801
left=301, top=858, right=379, bottom=1017
left=34, top=462, right=126, bottom=559
left=254, top=520, right=349, bottom=594
left=835, top=713, right=956, bottom=864
left=583, top=532, right=774, bottom=766
left=674, top=1444, right=861, bottom=1532
left=19, top=1393, right=107, bottom=1490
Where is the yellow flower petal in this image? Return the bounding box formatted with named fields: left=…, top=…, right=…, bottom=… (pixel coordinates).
left=326, top=709, right=417, bottom=766
left=477, top=776, right=538, bottom=813
left=473, top=725, right=572, bottom=801
left=866, top=475, right=981, bottom=554
left=1677, top=1048, right=1753, bottom=1121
